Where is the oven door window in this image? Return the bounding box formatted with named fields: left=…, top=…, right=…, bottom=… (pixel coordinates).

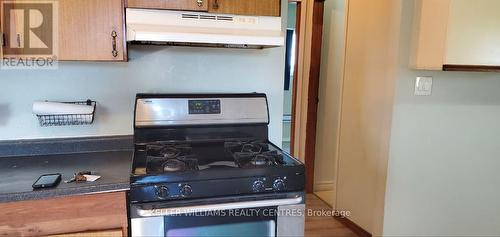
left=164, top=207, right=277, bottom=237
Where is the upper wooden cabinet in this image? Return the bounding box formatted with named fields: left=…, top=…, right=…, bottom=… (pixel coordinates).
left=127, top=0, right=209, bottom=11
left=1, top=0, right=126, bottom=61
left=208, top=0, right=281, bottom=17
left=412, top=0, right=500, bottom=71
left=410, top=0, right=450, bottom=70
left=58, top=0, right=126, bottom=61
left=445, top=0, right=500, bottom=69
left=127, top=0, right=281, bottom=16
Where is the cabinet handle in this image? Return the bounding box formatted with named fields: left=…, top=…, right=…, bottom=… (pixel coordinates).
left=111, top=30, right=118, bottom=58
left=212, top=0, right=219, bottom=9
left=2, top=33, right=5, bottom=47
left=197, top=0, right=203, bottom=7
left=17, top=33, right=21, bottom=48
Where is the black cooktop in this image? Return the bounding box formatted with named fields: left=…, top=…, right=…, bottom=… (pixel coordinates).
left=133, top=140, right=298, bottom=176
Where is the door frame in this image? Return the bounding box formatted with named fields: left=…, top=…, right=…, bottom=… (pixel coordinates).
left=289, top=0, right=325, bottom=193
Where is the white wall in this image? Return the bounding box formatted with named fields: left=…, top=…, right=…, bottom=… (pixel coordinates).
left=384, top=0, right=500, bottom=235
left=314, top=0, right=346, bottom=191
left=0, top=45, right=285, bottom=143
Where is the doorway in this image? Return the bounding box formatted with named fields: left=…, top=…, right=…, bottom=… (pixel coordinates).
left=283, top=0, right=348, bottom=208
left=313, top=0, right=347, bottom=207
left=284, top=0, right=325, bottom=195
left=282, top=1, right=299, bottom=153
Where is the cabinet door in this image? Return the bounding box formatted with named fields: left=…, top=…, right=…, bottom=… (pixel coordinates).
left=47, top=229, right=124, bottom=237
left=1, top=0, right=59, bottom=60
left=410, top=0, right=451, bottom=70
left=58, top=0, right=126, bottom=61
left=127, top=0, right=208, bottom=11
left=445, top=0, right=500, bottom=67
left=0, top=192, right=127, bottom=236
left=0, top=0, right=31, bottom=58
left=208, top=0, right=281, bottom=17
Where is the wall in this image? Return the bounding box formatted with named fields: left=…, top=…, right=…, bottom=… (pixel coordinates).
left=384, top=0, right=500, bottom=235
left=0, top=45, right=285, bottom=143
left=0, top=3, right=287, bottom=144
left=335, top=0, right=401, bottom=235
left=313, top=0, right=346, bottom=192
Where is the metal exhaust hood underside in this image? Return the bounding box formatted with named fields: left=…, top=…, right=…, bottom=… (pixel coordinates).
left=126, top=8, right=285, bottom=49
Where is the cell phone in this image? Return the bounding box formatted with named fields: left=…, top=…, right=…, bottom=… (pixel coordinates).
left=32, top=173, right=62, bottom=189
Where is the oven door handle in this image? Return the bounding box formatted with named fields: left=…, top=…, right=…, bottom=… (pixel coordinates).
left=136, top=196, right=304, bottom=217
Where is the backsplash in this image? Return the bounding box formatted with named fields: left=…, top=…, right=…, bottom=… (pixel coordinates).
left=0, top=45, right=285, bottom=144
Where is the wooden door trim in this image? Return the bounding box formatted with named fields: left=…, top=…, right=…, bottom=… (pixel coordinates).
left=304, top=0, right=324, bottom=193
left=290, top=0, right=325, bottom=193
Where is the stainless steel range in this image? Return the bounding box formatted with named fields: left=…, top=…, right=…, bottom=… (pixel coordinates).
left=129, top=93, right=305, bottom=237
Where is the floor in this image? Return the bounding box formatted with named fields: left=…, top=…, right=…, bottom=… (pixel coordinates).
left=305, top=194, right=357, bottom=237
left=315, top=190, right=335, bottom=207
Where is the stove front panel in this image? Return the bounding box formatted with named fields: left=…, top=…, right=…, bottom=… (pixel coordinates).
left=129, top=172, right=305, bottom=203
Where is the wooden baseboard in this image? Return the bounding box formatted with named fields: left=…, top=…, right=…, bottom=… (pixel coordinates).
left=313, top=181, right=335, bottom=191
left=334, top=216, right=372, bottom=237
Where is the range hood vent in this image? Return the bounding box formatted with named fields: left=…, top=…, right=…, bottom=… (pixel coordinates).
left=126, top=8, right=284, bottom=49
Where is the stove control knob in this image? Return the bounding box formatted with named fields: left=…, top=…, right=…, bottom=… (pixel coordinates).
left=273, top=179, right=286, bottom=192
left=252, top=180, right=265, bottom=192
left=180, top=184, right=193, bottom=197
left=155, top=186, right=169, bottom=199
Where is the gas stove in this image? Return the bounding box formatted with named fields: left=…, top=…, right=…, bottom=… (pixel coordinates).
left=129, top=93, right=305, bottom=237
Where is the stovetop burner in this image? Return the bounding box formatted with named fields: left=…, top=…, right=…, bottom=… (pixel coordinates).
left=147, top=143, right=192, bottom=159
left=225, top=141, right=285, bottom=168
left=231, top=150, right=284, bottom=168
left=146, top=156, right=199, bottom=173
left=145, top=143, right=199, bottom=173
left=163, top=158, right=187, bottom=172
left=224, top=141, right=268, bottom=153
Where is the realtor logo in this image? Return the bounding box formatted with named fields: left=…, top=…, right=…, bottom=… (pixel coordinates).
left=1, top=0, right=58, bottom=69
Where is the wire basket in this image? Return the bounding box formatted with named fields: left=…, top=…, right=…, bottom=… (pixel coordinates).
left=36, top=100, right=96, bottom=127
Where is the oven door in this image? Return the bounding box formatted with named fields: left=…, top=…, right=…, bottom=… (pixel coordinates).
left=130, top=195, right=305, bottom=237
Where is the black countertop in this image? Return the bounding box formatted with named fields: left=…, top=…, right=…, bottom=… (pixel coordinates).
left=0, top=136, right=133, bottom=203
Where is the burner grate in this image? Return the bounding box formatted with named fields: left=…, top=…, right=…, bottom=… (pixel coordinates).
left=145, top=143, right=199, bottom=173
left=225, top=140, right=285, bottom=168
left=146, top=143, right=192, bottom=159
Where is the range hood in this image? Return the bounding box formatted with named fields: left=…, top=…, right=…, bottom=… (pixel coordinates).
left=126, top=8, right=284, bottom=49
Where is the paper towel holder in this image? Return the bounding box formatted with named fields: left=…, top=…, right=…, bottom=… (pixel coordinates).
left=36, top=99, right=96, bottom=127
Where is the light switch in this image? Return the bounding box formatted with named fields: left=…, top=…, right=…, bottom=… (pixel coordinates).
left=414, top=76, right=433, bottom=96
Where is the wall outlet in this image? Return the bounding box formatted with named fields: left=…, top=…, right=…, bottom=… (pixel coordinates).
left=414, top=76, right=433, bottom=96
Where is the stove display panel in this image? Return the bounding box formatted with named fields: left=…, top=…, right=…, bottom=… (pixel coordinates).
left=188, top=100, right=221, bottom=114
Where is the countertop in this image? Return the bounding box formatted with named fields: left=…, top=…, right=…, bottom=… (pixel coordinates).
left=0, top=136, right=133, bottom=203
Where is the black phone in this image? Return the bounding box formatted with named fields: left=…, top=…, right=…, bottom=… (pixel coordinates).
left=32, top=173, right=62, bottom=189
